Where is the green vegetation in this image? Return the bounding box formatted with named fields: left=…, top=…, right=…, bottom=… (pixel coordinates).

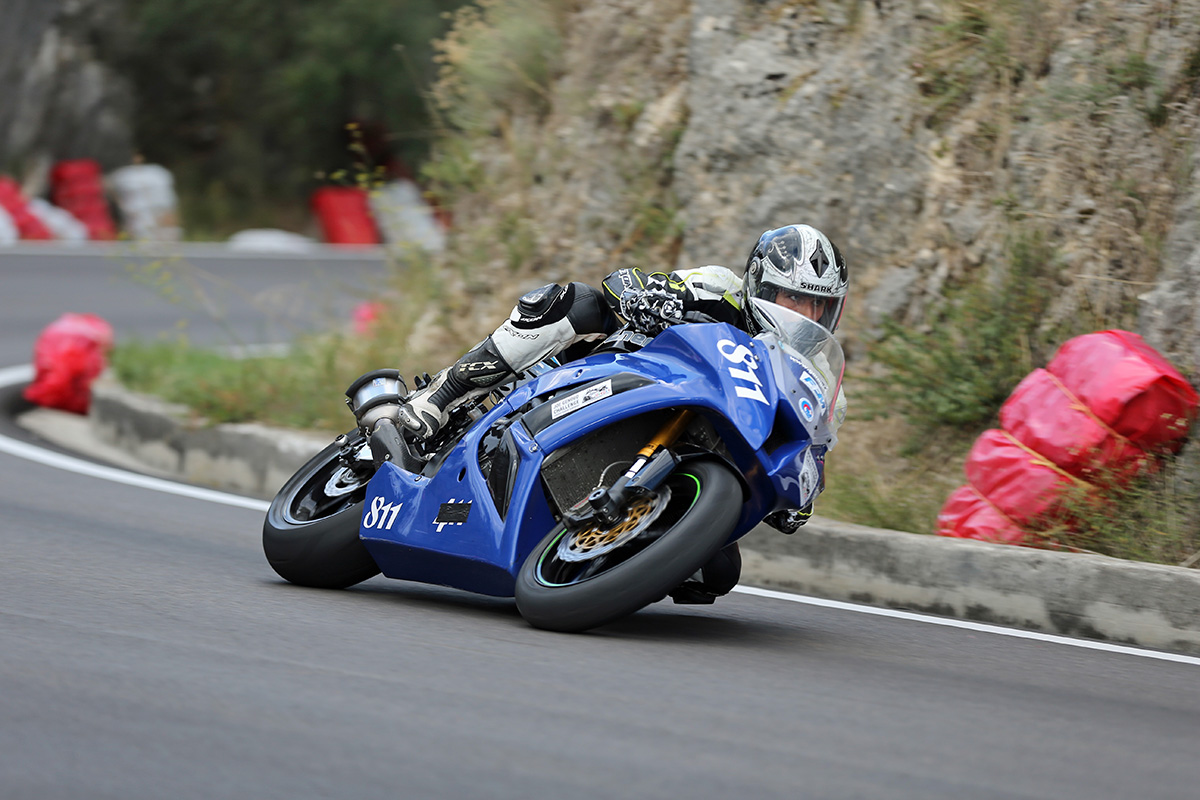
left=429, top=0, right=567, bottom=133
left=111, top=249, right=441, bottom=432
left=119, top=0, right=466, bottom=235
left=819, top=432, right=971, bottom=534
left=1033, top=456, right=1200, bottom=565
left=419, top=0, right=570, bottom=276
left=866, top=231, right=1064, bottom=438
left=916, top=0, right=1058, bottom=128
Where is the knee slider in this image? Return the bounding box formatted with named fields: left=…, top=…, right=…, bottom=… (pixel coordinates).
left=513, top=283, right=571, bottom=329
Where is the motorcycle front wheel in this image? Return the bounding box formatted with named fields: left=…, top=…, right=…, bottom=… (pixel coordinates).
left=262, top=431, right=380, bottom=589
left=515, top=458, right=741, bottom=632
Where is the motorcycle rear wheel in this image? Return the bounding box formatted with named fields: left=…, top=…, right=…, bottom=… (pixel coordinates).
left=262, top=431, right=380, bottom=589
left=515, top=458, right=741, bottom=632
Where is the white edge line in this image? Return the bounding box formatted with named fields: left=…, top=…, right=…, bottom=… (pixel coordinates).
left=0, top=365, right=268, bottom=512
left=732, top=586, right=1200, bottom=667
left=3, top=365, right=1198, bottom=666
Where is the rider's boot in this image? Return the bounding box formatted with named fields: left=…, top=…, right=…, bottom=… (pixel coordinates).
left=669, top=543, right=742, bottom=605
left=397, top=338, right=515, bottom=441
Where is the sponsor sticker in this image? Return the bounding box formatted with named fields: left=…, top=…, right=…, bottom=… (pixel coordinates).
left=800, top=371, right=827, bottom=412
left=778, top=446, right=821, bottom=507
left=798, top=449, right=820, bottom=506
left=798, top=396, right=815, bottom=422
left=551, top=379, right=614, bottom=419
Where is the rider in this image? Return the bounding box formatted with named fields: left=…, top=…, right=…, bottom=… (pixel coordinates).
left=397, top=223, right=849, bottom=596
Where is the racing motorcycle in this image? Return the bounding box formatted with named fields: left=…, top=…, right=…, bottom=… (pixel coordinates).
left=262, top=298, right=844, bottom=632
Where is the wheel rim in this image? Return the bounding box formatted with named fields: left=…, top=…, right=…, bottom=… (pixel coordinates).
left=554, top=486, right=672, bottom=562
left=284, top=441, right=371, bottom=525
left=535, top=472, right=702, bottom=587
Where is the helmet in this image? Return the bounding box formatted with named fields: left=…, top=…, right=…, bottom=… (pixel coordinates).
left=743, top=224, right=848, bottom=334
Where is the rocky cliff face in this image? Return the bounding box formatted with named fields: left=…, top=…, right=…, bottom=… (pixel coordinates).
left=0, top=0, right=132, bottom=191
left=675, top=0, right=1200, bottom=370
left=431, top=0, right=1200, bottom=383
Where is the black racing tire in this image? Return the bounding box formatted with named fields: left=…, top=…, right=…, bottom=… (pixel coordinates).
left=262, top=432, right=380, bottom=589
left=515, top=459, right=742, bottom=632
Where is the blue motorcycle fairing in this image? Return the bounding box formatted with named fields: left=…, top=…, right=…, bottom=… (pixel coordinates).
left=524, top=323, right=778, bottom=454
left=357, top=320, right=830, bottom=598
left=359, top=416, right=558, bottom=597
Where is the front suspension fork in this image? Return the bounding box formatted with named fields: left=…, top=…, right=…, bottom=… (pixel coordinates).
left=582, top=409, right=694, bottom=527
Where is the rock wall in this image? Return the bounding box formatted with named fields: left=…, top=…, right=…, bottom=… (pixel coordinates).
left=431, top=0, right=1200, bottom=382
left=0, top=0, right=133, bottom=192
left=672, top=0, right=1200, bottom=367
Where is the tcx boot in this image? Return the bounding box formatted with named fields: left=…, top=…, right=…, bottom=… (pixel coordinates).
left=397, top=339, right=515, bottom=440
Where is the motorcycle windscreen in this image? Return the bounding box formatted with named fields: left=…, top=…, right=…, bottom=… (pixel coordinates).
left=750, top=298, right=844, bottom=426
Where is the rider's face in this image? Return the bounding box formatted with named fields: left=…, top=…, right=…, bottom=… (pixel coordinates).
left=775, top=291, right=827, bottom=322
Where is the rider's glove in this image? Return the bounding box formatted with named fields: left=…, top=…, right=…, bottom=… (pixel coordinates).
left=614, top=275, right=691, bottom=335
left=619, top=287, right=684, bottom=334
left=764, top=504, right=813, bottom=535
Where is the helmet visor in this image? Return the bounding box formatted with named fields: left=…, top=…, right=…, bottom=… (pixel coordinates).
left=752, top=283, right=841, bottom=331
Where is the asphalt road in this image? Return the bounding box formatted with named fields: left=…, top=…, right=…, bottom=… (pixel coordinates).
left=1, top=247, right=1198, bottom=800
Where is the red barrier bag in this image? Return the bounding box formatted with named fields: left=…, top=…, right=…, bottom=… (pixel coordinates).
left=1047, top=331, right=1198, bottom=451
left=940, top=330, right=1197, bottom=546
left=50, top=159, right=117, bottom=240
left=311, top=187, right=380, bottom=245
left=23, top=314, right=115, bottom=414
left=1000, top=369, right=1147, bottom=479
left=963, top=429, right=1076, bottom=525
left=936, top=483, right=1028, bottom=544
left=0, top=177, right=53, bottom=240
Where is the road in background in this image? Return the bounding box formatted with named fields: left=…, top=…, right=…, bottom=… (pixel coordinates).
left=1, top=248, right=1197, bottom=799
left=0, top=244, right=390, bottom=365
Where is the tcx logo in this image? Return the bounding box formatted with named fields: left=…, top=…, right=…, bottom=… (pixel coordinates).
left=718, top=339, right=768, bottom=405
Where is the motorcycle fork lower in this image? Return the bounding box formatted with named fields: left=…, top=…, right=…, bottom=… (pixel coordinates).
left=583, top=409, right=693, bottom=526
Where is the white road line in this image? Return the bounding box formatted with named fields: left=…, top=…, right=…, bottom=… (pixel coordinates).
left=0, top=365, right=268, bottom=512
left=733, top=586, right=1200, bottom=667
left=3, top=364, right=1198, bottom=665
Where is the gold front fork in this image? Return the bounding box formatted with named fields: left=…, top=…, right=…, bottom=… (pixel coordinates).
left=623, top=409, right=694, bottom=480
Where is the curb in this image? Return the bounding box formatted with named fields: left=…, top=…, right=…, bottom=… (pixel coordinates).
left=89, top=378, right=330, bottom=499
left=88, top=378, right=1200, bottom=656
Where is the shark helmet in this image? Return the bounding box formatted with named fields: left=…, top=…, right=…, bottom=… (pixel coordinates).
left=743, top=224, right=848, bottom=334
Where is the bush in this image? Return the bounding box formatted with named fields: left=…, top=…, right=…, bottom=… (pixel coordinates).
left=430, top=0, right=568, bottom=133
left=119, top=0, right=466, bottom=234
left=867, top=231, right=1058, bottom=437
left=1033, top=454, right=1200, bottom=565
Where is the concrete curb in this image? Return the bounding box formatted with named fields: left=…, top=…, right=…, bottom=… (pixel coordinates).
left=87, top=378, right=1200, bottom=656
left=89, top=377, right=330, bottom=499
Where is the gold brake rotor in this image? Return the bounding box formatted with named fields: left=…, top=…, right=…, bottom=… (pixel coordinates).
left=556, top=488, right=671, bottom=563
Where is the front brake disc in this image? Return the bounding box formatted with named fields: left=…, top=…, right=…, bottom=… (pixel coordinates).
left=555, top=487, right=673, bottom=563
left=324, top=464, right=368, bottom=497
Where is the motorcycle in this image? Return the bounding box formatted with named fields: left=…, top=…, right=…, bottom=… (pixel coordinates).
left=262, top=298, right=844, bottom=632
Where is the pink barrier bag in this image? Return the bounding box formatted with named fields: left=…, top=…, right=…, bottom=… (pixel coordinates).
left=939, top=331, right=1197, bottom=545
left=23, top=313, right=115, bottom=414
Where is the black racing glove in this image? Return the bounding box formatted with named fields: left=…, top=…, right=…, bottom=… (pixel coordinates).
left=764, top=504, right=813, bottom=534
left=619, top=286, right=685, bottom=334
left=617, top=273, right=720, bottom=334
